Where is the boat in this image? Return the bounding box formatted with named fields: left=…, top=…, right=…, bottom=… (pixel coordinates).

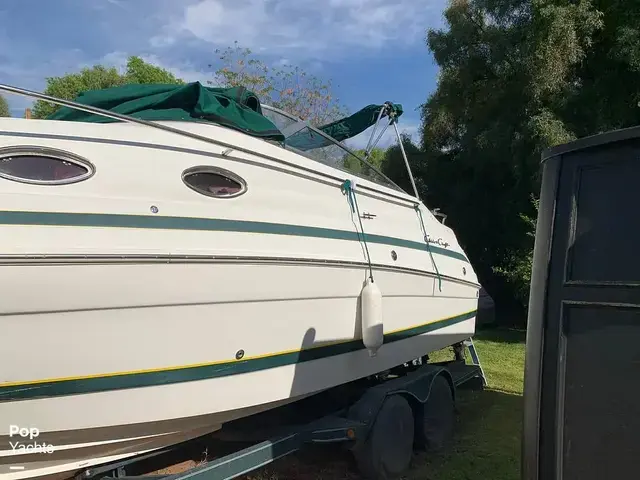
left=0, top=82, right=480, bottom=479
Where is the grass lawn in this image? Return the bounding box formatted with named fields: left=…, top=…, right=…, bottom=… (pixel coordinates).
left=407, top=328, right=526, bottom=480
left=243, top=327, right=527, bottom=480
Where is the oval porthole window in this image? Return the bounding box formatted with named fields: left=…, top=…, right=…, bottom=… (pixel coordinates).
left=182, top=166, right=247, bottom=198
left=0, top=146, right=94, bottom=185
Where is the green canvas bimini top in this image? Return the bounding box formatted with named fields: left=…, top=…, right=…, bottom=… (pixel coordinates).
left=48, top=81, right=403, bottom=150
left=287, top=103, right=404, bottom=151
left=47, top=82, right=285, bottom=141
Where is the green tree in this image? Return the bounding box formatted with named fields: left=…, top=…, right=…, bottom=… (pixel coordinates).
left=0, top=95, right=10, bottom=117
left=339, top=137, right=426, bottom=197
left=32, top=56, right=184, bottom=119
left=560, top=0, right=640, bottom=135
left=492, top=196, right=539, bottom=307
left=211, top=42, right=348, bottom=126
left=420, top=0, right=605, bottom=318
left=382, top=134, right=424, bottom=197
left=342, top=147, right=386, bottom=174
left=124, top=56, right=184, bottom=85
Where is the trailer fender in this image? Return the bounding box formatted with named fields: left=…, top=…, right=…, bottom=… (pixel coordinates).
left=346, top=364, right=454, bottom=437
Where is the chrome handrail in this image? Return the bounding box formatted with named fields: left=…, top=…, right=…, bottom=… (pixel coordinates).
left=0, top=83, right=418, bottom=203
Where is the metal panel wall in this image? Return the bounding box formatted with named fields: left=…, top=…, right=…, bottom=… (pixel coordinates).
left=523, top=135, right=640, bottom=480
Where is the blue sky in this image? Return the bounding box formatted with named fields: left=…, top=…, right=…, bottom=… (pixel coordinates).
left=0, top=0, right=447, bottom=149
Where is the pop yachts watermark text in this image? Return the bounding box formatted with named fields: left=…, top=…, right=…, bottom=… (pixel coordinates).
left=8, top=425, right=55, bottom=454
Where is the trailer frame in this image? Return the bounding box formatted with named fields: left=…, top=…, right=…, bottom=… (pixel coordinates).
left=74, top=339, right=485, bottom=480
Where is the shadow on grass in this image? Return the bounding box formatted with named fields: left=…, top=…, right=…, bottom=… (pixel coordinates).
left=235, top=326, right=527, bottom=479
left=240, top=388, right=523, bottom=480
left=408, top=388, right=523, bottom=480
left=475, top=326, right=527, bottom=344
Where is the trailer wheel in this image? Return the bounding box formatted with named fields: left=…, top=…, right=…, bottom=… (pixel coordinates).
left=353, top=394, right=414, bottom=479
left=416, top=374, right=454, bottom=451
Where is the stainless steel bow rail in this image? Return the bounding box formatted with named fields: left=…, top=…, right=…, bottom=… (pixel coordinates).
left=0, top=83, right=454, bottom=217
left=73, top=341, right=485, bottom=480
left=0, top=83, right=412, bottom=204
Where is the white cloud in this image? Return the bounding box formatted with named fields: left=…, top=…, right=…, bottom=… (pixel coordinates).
left=141, top=55, right=208, bottom=84
left=100, top=51, right=130, bottom=70
left=100, top=51, right=208, bottom=84
left=0, top=0, right=447, bottom=117
left=151, top=0, right=447, bottom=59
left=0, top=40, right=90, bottom=116
left=87, top=0, right=128, bottom=11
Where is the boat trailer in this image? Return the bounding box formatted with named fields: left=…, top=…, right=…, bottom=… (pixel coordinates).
left=74, top=340, right=485, bottom=480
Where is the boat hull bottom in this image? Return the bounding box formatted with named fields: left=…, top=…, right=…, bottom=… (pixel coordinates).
left=0, top=321, right=474, bottom=480
left=0, top=394, right=309, bottom=480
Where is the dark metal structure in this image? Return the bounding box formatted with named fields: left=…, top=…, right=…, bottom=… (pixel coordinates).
left=476, top=287, right=496, bottom=326
left=523, top=126, right=640, bottom=480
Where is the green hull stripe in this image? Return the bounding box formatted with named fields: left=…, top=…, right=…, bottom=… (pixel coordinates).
left=0, top=310, right=476, bottom=401
left=0, top=210, right=469, bottom=263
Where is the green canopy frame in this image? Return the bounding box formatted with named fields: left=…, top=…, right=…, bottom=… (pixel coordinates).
left=264, top=102, right=419, bottom=198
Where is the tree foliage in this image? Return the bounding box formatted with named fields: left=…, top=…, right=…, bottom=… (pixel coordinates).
left=0, top=95, right=10, bottom=117
left=419, top=0, right=640, bottom=320
left=29, top=45, right=347, bottom=129
left=32, top=56, right=184, bottom=119
left=124, top=56, right=184, bottom=85
left=210, top=42, right=348, bottom=126
left=339, top=135, right=424, bottom=196
left=492, top=196, right=539, bottom=307
left=342, top=147, right=386, bottom=174
left=383, top=134, right=424, bottom=196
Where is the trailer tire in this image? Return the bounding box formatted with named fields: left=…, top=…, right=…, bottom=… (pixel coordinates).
left=353, top=394, right=414, bottom=479
left=416, top=374, right=454, bottom=451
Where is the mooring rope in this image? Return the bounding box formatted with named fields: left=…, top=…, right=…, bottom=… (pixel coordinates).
left=415, top=204, right=443, bottom=292
left=341, top=179, right=374, bottom=282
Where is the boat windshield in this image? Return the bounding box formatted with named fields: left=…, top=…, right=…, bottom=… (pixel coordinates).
left=261, top=105, right=404, bottom=193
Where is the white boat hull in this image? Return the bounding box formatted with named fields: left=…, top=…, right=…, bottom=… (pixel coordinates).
left=0, top=118, right=480, bottom=479
left=1, top=261, right=477, bottom=479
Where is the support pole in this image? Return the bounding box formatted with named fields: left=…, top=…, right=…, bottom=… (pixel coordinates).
left=364, top=106, right=387, bottom=157
left=392, top=121, right=420, bottom=200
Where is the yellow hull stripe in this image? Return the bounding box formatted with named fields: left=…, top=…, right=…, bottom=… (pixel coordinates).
left=0, top=310, right=477, bottom=401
